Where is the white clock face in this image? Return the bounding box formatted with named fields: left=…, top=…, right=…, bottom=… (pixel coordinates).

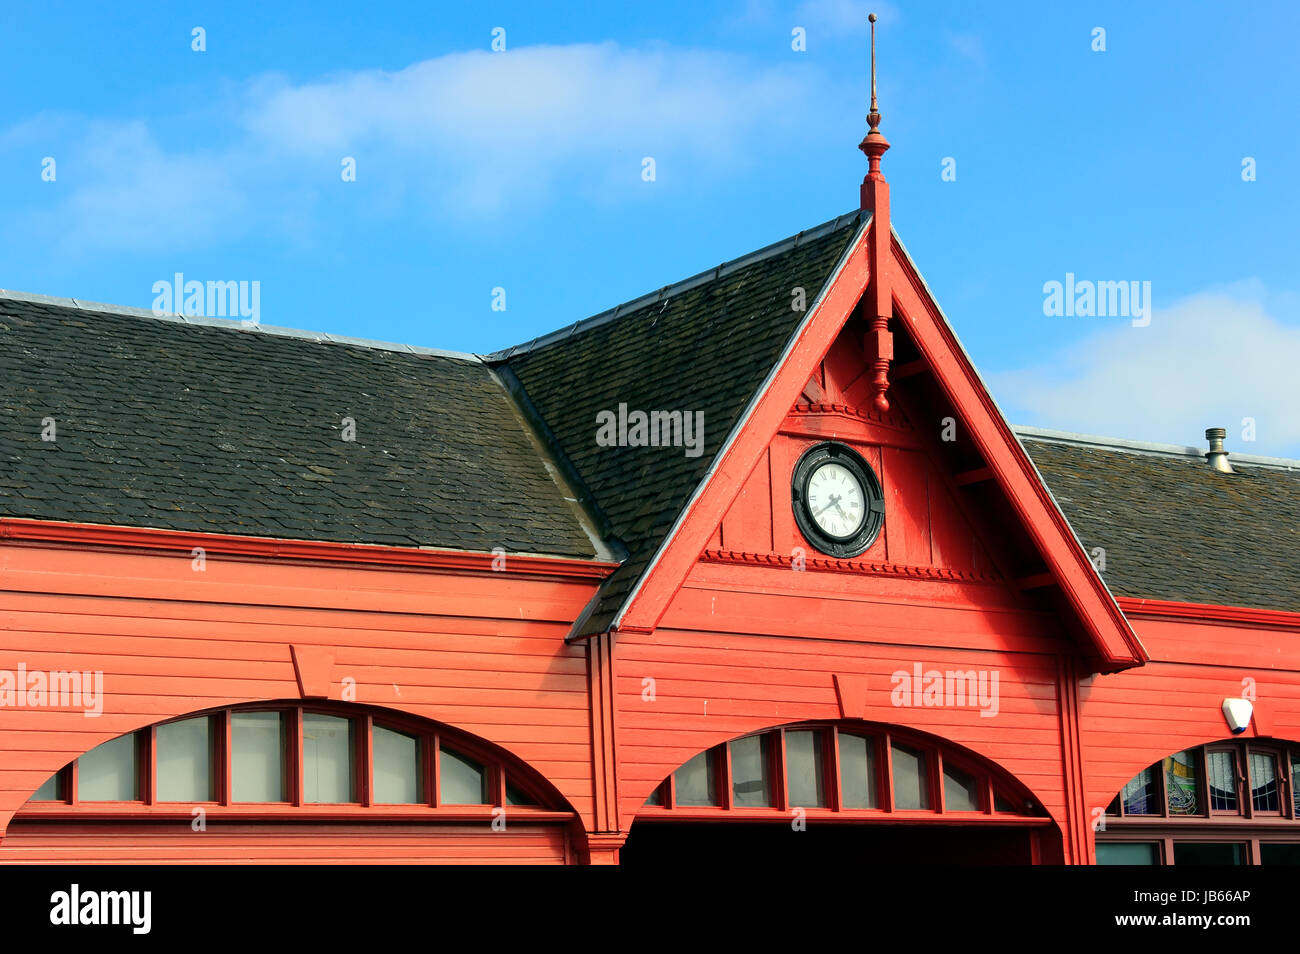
left=806, top=461, right=866, bottom=539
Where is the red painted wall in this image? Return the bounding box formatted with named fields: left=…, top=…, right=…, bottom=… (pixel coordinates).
left=1078, top=607, right=1300, bottom=856
left=611, top=342, right=1094, bottom=861
left=0, top=531, right=607, bottom=861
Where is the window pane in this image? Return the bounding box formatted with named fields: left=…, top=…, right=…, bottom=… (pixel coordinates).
left=1121, top=765, right=1159, bottom=815
left=943, top=763, right=980, bottom=811
left=78, top=733, right=138, bottom=801
left=1207, top=750, right=1239, bottom=812
left=674, top=750, right=718, bottom=807
left=729, top=735, right=772, bottom=807
left=785, top=730, right=826, bottom=808
left=440, top=747, right=487, bottom=804
left=643, top=784, right=664, bottom=807
left=839, top=733, right=877, bottom=809
left=32, top=772, right=62, bottom=801
left=891, top=743, right=930, bottom=810
left=1260, top=843, right=1300, bottom=865
left=1250, top=752, right=1280, bottom=813
left=232, top=711, right=285, bottom=802
left=300, top=713, right=353, bottom=803
left=372, top=725, right=421, bottom=804
left=156, top=716, right=213, bottom=802
left=997, top=790, right=1019, bottom=814
left=1293, top=755, right=1300, bottom=817
left=505, top=781, right=531, bottom=807
left=1163, top=750, right=1200, bottom=816
left=1097, top=842, right=1159, bottom=865
left=1173, top=842, right=1244, bottom=866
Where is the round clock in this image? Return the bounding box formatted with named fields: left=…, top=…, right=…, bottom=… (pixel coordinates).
left=791, top=442, right=884, bottom=558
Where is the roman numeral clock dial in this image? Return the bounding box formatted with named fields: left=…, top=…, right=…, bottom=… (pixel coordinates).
left=807, top=462, right=865, bottom=537
left=791, top=442, right=884, bottom=559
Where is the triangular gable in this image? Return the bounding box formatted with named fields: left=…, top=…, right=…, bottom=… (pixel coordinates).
left=613, top=220, right=1147, bottom=672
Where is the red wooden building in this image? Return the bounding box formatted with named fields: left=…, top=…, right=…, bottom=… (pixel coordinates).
left=1, top=82, right=1297, bottom=867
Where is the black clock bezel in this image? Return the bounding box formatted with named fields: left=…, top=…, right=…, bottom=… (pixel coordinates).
left=791, top=441, right=884, bottom=558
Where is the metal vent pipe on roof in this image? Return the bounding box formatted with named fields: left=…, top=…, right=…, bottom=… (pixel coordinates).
left=1205, top=427, right=1235, bottom=473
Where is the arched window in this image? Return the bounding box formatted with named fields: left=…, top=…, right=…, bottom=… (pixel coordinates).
left=23, top=702, right=562, bottom=817
left=640, top=722, right=1042, bottom=820
left=1099, top=738, right=1300, bottom=865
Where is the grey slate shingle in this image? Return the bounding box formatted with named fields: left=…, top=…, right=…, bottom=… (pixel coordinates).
left=1023, top=438, right=1300, bottom=613
left=0, top=300, right=596, bottom=558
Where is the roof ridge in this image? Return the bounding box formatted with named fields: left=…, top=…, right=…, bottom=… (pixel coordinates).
left=1015, top=425, right=1300, bottom=472
left=0, top=288, right=483, bottom=363
left=483, top=209, right=866, bottom=363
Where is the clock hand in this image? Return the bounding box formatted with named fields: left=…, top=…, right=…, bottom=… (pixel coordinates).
left=813, top=494, right=841, bottom=518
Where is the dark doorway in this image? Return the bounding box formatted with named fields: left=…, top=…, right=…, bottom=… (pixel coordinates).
left=621, top=822, right=1037, bottom=865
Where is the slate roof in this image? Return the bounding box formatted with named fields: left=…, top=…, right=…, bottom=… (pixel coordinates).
left=0, top=297, right=597, bottom=558
left=1021, top=433, right=1300, bottom=613
left=496, top=212, right=867, bottom=634
left=4, top=211, right=1299, bottom=625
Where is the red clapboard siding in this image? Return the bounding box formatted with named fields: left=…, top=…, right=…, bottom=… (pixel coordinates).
left=613, top=625, right=1069, bottom=840
left=881, top=446, right=931, bottom=566
left=0, top=539, right=603, bottom=838
left=1078, top=612, right=1300, bottom=830
left=0, top=822, right=568, bottom=864
left=665, top=564, right=1069, bottom=654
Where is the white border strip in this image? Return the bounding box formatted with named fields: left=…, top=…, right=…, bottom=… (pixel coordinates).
left=0, top=288, right=482, bottom=363
left=1014, top=425, right=1300, bottom=472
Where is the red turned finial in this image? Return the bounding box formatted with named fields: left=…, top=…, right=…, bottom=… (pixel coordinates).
left=859, top=12, right=890, bottom=188
left=860, top=12, right=893, bottom=413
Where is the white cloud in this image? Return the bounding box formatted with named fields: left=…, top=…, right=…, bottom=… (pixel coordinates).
left=246, top=43, right=815, bottom=213
left=55, top=121, right=248, bottom=252
left=989, top=283, right=1300, bottom=458
left=8, top=42, right=823, bottom=252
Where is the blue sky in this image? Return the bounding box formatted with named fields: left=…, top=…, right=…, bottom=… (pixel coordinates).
left=3, top=0, right=1299, bottom=454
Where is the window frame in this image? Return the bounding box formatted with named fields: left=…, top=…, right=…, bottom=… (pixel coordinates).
left=1244, top=745, right=1286, bottom=817
left=1105, top=740, right=1299, bottom=822
left=21, top=702, right=566, bottom=821
left=782, top=726, right=831, bottom=811
left=640, top=721, right=1042, bottom=824
left=1099, top=740, right=1300, bottom=866
left=1205, top=744, right=1243, bottom=817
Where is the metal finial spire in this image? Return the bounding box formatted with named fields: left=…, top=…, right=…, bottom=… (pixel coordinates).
left=859, top=11, right=893, bottom=413
left=868, top=12, right=880, bottom=131
left=859, top=12, right=890, bottom=181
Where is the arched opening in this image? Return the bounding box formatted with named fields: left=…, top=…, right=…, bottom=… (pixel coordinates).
left=622, top=720, right=1057, bottom=865
left=5, top=701, right=575, bottom=864
left=1098, top=737, right=1300, bottom=865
